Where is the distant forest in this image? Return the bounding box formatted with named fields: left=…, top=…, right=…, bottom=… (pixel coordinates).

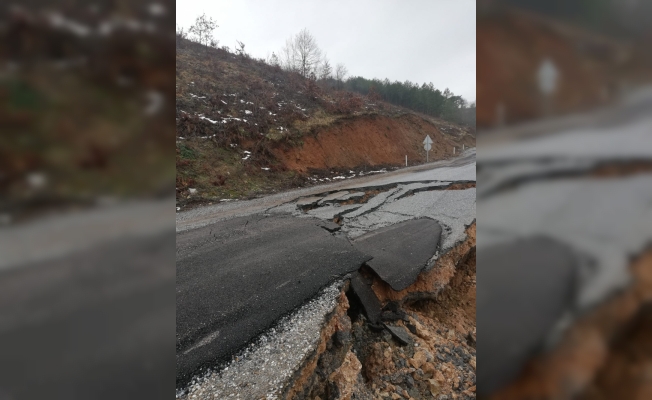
left=343, top=77, right=476, bottom=127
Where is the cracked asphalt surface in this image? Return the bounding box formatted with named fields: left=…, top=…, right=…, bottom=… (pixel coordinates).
left=476, top=90, right=652, bottom=396
left=176, top=150, right=476, bottom=394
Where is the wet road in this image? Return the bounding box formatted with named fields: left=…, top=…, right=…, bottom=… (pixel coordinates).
left=476, top=90, right=652, bottom=396
left=176, top=150, right=476, bottom=388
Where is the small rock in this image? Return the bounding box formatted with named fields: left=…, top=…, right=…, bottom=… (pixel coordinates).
left=405, top=375, right=415, bottom=388
left=384, top=324, right=412, bottom=346
left=409, top=350, right=427, bottom=369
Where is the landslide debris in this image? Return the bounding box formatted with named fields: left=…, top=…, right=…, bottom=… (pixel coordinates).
left=288, top=225, right=476, bottom=400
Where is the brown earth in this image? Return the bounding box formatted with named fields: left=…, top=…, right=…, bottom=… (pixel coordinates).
left=286, top=225, right=477, bottom=400
left=271, top=113, right=474, bottom=173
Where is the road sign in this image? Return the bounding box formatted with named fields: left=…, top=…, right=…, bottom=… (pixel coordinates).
left=538, top=58, right=558, bottom=95
left=423, top=135, right=433, bottom=162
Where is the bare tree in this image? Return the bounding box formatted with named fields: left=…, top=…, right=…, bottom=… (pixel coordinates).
left=319, top=57, right=332, bottom=80
left=281, top=28, right=322, bottom=77
left=335, top=63, right=348, bottom=88
left=235, top=40, right=247, bottom=57
left=189, top=13, right=218, bottom=46
left=267, top=52, right=280, bottom=67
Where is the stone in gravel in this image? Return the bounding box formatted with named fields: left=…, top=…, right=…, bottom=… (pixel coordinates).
left=406, top=375, right=415, bottom=388
left=384, top=324, right=412, bottom=346
left=410, top=350, right=427, bottom=369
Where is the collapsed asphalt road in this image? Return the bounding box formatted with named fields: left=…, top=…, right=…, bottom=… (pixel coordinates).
left=177, top=150, right=476, bottom=398
left=476, top=90, right=652, bottom=398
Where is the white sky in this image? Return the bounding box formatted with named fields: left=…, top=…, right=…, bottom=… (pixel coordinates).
left=177, top=0, right=476, bottom=103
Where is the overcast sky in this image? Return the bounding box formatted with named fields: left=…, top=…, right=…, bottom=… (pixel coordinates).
left=177, top=1, right=476, bottom=103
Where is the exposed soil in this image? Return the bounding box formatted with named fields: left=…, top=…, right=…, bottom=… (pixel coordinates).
left=490, top=248, right=652, bottom=400
left=271, top=113, right=475, bottom=173
left=371, top=224, right=476, bottom=305
left=287, top=225, right=477, bottom=400
left=591, top=161, right=652, bottom=178
left=579, top=305, right=652, bottom=400
left=176, top=37, right=474, bottom=208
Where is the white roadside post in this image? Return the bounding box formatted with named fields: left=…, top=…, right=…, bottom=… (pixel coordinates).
left=538, top=58, right=558, bottom=116
left=405, top=155, right=407, bottom=167
left=453, top=146, right=456, bottom=155
left=423, top=135, right=433, bottom=163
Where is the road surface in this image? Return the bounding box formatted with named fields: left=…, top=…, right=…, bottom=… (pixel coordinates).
left=0, top=198, right=176, bottom=400
left=476, top=89, right=652, bottom=396
left=176, top=150, right=476, bottom=396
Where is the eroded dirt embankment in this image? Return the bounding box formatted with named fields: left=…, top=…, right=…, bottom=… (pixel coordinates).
left=271, top=114, right=474, bottom=173
left=285, top=224, right=477, bottom=400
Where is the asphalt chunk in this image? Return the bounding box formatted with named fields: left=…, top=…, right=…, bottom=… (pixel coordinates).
left=476, top=237, right=578, bottom=397
left=384, top=324, right=413, bottom=346
left=175, top=215, right=371, bottom=386
left=350, top=272, right=383, bottom=325
left=352, top=218, right=442, bottom=291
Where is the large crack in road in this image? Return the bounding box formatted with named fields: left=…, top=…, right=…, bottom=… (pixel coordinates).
left=176, top=150, right=476, bottom=399
left=476, top=96, right=652, bottom=399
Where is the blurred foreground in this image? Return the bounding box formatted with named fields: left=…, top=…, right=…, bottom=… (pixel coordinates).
left=0, top=1, right=175, bottom=398
left=477, top=1, right=652, bottom=399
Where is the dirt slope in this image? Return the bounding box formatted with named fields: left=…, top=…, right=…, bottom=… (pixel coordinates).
left=272, top=113, right=474, bottom=173
left=175, top=38, right=474, bottom=207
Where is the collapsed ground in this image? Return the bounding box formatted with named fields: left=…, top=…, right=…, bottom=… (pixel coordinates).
left=476, top=134, right=652, bottom=400
left=177, top=171, right=476, bottom=399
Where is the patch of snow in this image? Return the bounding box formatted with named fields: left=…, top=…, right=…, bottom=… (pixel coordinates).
left=261, top=167, right=270, bottom=171
left=244, top=110, right=252, bottom=115
left=221, top=100, right=227, bottom=105
left=148, top=3, right=166, bottom=16
left=198, top=116, right=218, bottom=124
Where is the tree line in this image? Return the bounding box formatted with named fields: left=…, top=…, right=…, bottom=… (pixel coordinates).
left=344, top=77, right=475, bottom=126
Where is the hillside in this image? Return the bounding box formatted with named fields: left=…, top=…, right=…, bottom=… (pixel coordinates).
left=176, top=38, right=475, bottom=208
